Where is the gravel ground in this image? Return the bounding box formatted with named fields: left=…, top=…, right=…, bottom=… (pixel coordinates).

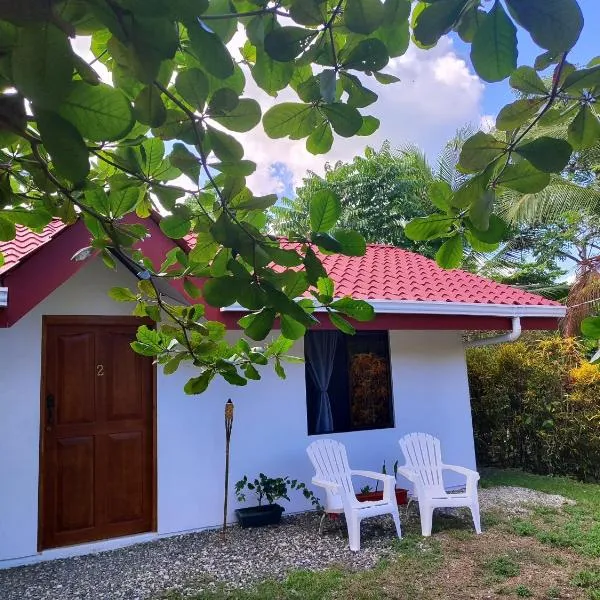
left=0, top=486, right=575, bottom=600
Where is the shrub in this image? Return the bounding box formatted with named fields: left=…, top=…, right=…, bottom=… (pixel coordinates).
left=468, top=334, right=600, bottom=482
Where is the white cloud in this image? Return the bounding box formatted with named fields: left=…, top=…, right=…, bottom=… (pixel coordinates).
left=239, top=36, right=485, bottom=195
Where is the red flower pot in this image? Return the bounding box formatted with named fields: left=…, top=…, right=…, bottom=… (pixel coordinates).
left=355, top=488, right=408, bottom=505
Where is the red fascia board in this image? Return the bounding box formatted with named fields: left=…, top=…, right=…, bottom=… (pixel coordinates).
left=0, top=221, right=92, bottom=328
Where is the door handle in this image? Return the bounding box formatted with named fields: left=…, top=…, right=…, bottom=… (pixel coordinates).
left=46, top=394, right=55, bottom=429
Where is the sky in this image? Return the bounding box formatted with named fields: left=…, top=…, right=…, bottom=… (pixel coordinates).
left=248, top=0, right=600, bottom=198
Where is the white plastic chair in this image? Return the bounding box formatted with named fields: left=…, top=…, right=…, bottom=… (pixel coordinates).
left=307, top=438, right=402, bottom=551
left=398, top=432, right=481, bottom=537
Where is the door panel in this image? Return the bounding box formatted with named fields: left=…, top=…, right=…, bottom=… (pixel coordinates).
left=41, top=318, right=155, bottom=550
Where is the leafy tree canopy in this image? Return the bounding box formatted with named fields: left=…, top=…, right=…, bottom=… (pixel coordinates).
left=0, top=0, right=597, bottom=391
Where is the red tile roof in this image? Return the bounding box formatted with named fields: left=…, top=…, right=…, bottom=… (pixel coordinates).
left=2, top=223, right=559, bottom=308
left=0, top=221, right=69, bottom=275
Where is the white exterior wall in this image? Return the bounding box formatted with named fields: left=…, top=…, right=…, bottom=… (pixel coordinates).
left=0, top=258, right=476, bottom=565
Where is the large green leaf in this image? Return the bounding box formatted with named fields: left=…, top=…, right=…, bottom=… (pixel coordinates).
left=238, top=309, right=276, bottom=341
left=330, top=297, right=375, bottom=322
left=429, top=181, right=452, bottom=212
left=263, top=103, right=317, bottom=139
left=459, top=132, right=506, bottom=172
left=289, top=0, right=326, bottom=25
left=515, top=137, right=573, bottom=173
left=321, top=103, right=363, bottom=137
left=175, top=69, right=209, bottom=110
left=436, top=235, right=463, bottom=269
left=306, top=122, right=333, bottom=154
left=328, top=312, right=356, bottom=335
left=344, top=0, right=384, bottom=34
left=509, top=66, right=548, bottom=94
left=280, top=314, right=306, bottom=340
left=581, top=316, right=600, bottom=339
left=203, top=276, right=239, bottom=307
left=471, top=1, right=517, bottom=83
left=341, top=38, right=389, bottom=72
left=356, top=115, right=380, bottom=136
left=331, top=229, right=367, bottom=256
left=133, top=85, right=166, bottom=128
left=211, top=99, right=262, bottom=133
left=469, top=189, right=495, bottom=231
left=496, top=161, right=550, bottom=193
left=160, top=213, right=192, bottom=239
left=568, top=106, right=600, bottom=150
left=36, top=110, right=90, bottom=183
left=467, top=214, right=506, bottom=244
left=562, top=66, right=600, bottom=91
left=206, top=125, right=244, bottom=162
left=404, top=215, right=452, bottom=241
left=59, top=82, right=134, bottom=142
left=310, top=189, right=341, bottom=232
left=252, top=49, right=294, bottom=96
left=413, top=0, right=467, bottom=47
left=187, top=21, right=235, bottom=79
left=264, top=27, right=317, bottom=62
left=505, top=0, right=583, bottom=54
left=496, top=98, right=543, bottom=131
left=169, top=143, right=200, bottom=182
left=12, top=23, right=73, bottom=108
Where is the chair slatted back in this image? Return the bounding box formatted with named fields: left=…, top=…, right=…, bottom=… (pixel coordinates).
left=307, top=439, right=356, bottom=505
left=399, top=433, right=445, bottom=494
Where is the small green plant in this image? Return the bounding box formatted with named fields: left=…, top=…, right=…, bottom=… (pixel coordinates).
left=571, top=570, right=600, bottom=589
left=483, top=555, right=521, bottom=580
left=360, top=485, right=373, bottom=495
left=515, top=585, right=533, bottom=597
left=546, top=587, right=560, bottom=599
left=235, top=474, right=321, bottom=509
left=512, top=519, right=536, bottom=537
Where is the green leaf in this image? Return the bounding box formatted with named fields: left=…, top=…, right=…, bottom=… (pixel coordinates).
left=496, top=161, right=551, bottom=193
left=252, top=49, right=294, bottom=96
left=317, top=276, right=335, bottom=301
left=206, top=125, right=244, bottom=162
left=515, top=137, right=573, bottom=173
left=1, top=207, right=52, bottom=229
left=280, top=315, right=306, bottom=340
left=0, top=217, right=16, bottom=242
left=471, top=1, right=517, bottom=83
left=312, top=232, right=342, bottom=252
left=134, top=85, right=166, bottom=127
left=59, top=82, right=134, bottom=142
left=356, top=116, right=380, bottom=136
left=332, top=229, right=367, bottom=256
left=505, top=0, right=583, bottom=54
left=345, top=0, right=384, bottom=34
left=413, top=0, right=466, bottom=47
left=459, top=132, right=506, bottom=172
left=452, top=173, right=490, bottom=208
left=310, top=189, right=341, bottom=232
left=263, top=103, right=317, bottom=139
left=184, top=371, right=214, bottom=395
left=234, top=193, right=278, bottom=210
left=188, top=21, right=234, bottom=79
left=319, top=69, right=336, bottom=103
left=169, top=143, right=200, bottom=182
left=436, top=235, right=463, bottom=269
left=562, top=66, right=600, bottom=91
left=239, top=309, right=276, bottom=341
left=208, top=88, right=240, bottom=115
left=160, top=213, right=191, bottom=239
left=496, top=98, right=543, bottom=131
left=304, top=247, right=328, bottom=284
left=330, top=297, right=375, bottom=322
left=210, top=98, right=262, bottom=133
left=568, top=106, right=600, bottom=151
left=109, top=287, right=138, bottom=302
left=581, top=316, right=600, bottom=339
left=109, top=185, right=140, bottom=218
left=373, top=72, right=401, bottom=84
left=341, top=73, right=378, bottom=108
left=12, top=23, right=73, bottom=108
left=36, top=110, right=89, bottom=183
left=289, top=0, right=326, bottom=25
left=341, top=38, right=389, bottom=72
left=509, top=66, right=548, bottom=94
left=468, top=214, right=507, bottom=244
left=321, top=104, right=363, bottom=137
left=307, top=122, right=334, bottom=154
left=203, top=276, right=239, bottom=307
left=429, top=181, right=452, bottom=212
left=469, top=189, right=495, bottom=231
left=328, top=312, right=355, bottom=335
left=175, top=68, right=209, bottom=110
left=404, top=214, right=452, bottom=241
left=264, top=27, right=317, bottom=62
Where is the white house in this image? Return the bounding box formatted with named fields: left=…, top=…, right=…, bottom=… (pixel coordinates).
left=0, top=219, right=566, bottom=567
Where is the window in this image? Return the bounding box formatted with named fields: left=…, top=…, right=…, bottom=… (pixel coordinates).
left=305, top=330, right=394, bottom=435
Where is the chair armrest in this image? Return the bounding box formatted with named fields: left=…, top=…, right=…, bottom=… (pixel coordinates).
left=311, top=477, right=340, bottom=494
left=442, top=464, right=480, bottom=495
left=395, top=466, right=416, bottom=481
left=351, top=471, right=396, bottom=503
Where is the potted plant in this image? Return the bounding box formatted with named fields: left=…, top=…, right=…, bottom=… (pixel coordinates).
left=234, top=473, right=321, bottom=528
left=355, top=461, right=408, bottom=505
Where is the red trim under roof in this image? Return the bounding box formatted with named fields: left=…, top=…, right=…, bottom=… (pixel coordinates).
left=0, top=221, right=562, bottom=330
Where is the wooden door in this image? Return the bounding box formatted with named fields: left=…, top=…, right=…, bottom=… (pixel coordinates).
left=40, top=317, right=155, bottom=550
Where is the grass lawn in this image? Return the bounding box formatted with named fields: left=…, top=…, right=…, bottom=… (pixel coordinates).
left=160, top=470, right=600, bottom=600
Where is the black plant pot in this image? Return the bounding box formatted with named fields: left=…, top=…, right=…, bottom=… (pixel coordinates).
left=235, top=504, right=285, bottom=528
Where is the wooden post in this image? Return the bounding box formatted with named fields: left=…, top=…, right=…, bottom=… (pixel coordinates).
left=222, top=399, right=234, bottom=536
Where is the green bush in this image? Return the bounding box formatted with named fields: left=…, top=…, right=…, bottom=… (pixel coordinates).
left=468, top=335, right=600, bottom=482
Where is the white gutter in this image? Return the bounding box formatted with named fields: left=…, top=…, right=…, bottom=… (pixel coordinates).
left=221, top=299, right=566, bottom=319
left=0, top=287, right=7, bottom=308
left=464, top=316, right=522, bottom=348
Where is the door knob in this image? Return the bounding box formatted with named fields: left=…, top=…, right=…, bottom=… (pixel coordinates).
left=46, top=394, right=55, bottom=429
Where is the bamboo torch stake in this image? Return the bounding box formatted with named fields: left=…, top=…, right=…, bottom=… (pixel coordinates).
left=222, top=399, right=234, bottom=536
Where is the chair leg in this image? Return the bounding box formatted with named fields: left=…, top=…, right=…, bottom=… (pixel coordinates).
left=391, top=508, right=402, bottom=539
left=419, top=503, right=433, bottom=537
left=347, top=513, right=362, bottom=552
left=470, top=503, right=482, bottom=534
